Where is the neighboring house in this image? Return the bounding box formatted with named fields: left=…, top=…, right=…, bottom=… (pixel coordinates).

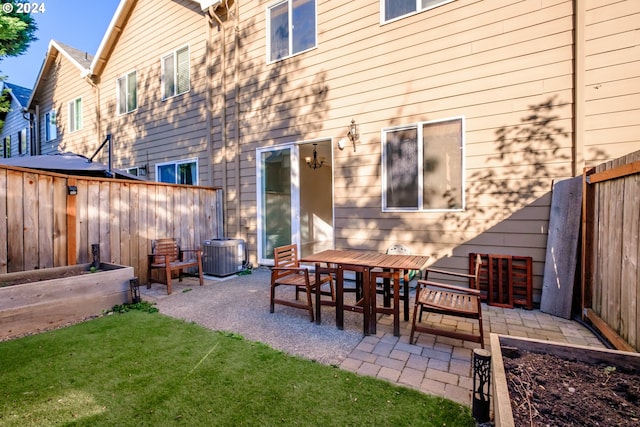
left=28, top=40, right=96, bottom=156
left=25, top=0, right=639, bottom=304
left=0, top=82, right=32, bottom=158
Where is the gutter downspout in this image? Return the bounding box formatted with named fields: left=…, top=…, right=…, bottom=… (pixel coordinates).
left=573, top=0, right=585, bottom=176
left=34, top=105, right=40, bottom=154
left=234, top=0, right=241, bottom=239
left=83, top=74, right=101, bottom=152
left=208, top=6, right=228, bottom=238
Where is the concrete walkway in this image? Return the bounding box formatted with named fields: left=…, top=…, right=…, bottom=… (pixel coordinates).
left=142, top=268, right=605, bottom=407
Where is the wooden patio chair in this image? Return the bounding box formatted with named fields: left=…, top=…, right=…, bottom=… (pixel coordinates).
left=409, top=253, right=484, bottom=348
left=147, top=238, right=204, bottom=295
left=270, top=244, right=335, bottom=322
left=371, top=244, right=417, bottom=322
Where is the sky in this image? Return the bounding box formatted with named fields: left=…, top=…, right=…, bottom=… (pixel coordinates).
left=1, top=0, right=121, bottom=89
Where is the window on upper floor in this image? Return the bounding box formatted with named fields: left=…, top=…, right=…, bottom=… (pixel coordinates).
left=45, top=110, right=57, bottom=141
left=156, top=158, right=198, bottom=185
left=68, top=98, right=82, bottom=133
left=382, top=117, right=464, bottom=212
left=162, top=46, right=190, bottom=99
left=18, top=128, right=27, bottom=155
left=267, top=0, right=316, bottom=63
left=381, top=0, right=454, bottom=24
left=1, top=136, right=10, bottom=158
left=117, top=71, right=137, bottom=114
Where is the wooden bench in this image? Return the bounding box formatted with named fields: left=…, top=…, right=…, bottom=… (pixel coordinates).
left=147, top=238, right=203, bottom=294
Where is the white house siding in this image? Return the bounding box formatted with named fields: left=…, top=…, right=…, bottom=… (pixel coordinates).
left=582, top=0, right=640, bottom=166
left=95, top=0, right=210, bottom=185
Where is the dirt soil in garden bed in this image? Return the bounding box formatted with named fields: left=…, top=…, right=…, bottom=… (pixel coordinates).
left=0, top=269, right=95, bottom=288
left=503, top=348, right=640, bottom=426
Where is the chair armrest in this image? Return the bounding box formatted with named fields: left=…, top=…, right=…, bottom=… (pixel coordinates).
left=271, top=266, right=309, bottom=273
left=426, top=268, right=475, bottom=280
left=179, top=248, right=202, bottom=261
left=418, top=279, right=481, bottom=296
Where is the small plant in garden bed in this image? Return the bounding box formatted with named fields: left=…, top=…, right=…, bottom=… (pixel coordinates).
left=108, top=301, right=159, bottom=314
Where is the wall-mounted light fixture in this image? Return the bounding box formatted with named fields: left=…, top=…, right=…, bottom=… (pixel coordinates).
left=338, top=119, right=359, bottom=152
left=139, top=164, right=148, bottom=176
left=305, top=143, right=325, bottom=170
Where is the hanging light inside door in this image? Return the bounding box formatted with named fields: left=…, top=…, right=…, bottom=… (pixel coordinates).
left=305, top=143, right=325, bottom=170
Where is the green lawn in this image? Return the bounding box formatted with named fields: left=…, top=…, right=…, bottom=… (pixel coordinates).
left=0, top=308, right=475, bottom=426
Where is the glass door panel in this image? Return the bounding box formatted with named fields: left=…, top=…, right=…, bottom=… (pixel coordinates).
left=258, top=147, right=295, bottom=262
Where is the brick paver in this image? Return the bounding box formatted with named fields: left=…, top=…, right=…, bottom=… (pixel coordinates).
left=340, top=303, right=606, bottom=408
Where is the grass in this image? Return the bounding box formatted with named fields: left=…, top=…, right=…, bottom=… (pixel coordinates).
left=0, top=307, right=475, bottom=426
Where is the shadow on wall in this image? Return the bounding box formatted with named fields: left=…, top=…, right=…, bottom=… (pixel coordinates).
left=339, top=96, right=581, bottom=263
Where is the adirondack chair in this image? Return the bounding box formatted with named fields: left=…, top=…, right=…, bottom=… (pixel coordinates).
left=147, top=238, right=204, bottom=294
left=409, top=253, right=484, bottom=348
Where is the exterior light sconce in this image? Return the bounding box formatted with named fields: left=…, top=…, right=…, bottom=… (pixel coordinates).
left=338, top=119, right=359, bottom=152
left=305, top=143, right=325, bottom=170
left=139, top=164, right=148, bottom=176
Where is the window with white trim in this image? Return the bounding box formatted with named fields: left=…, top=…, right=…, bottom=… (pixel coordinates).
left=156, top=159, right=198, bottom=185
left=45, top=110, right=57, bottom=141
left=267, top=0, right=316, bottom=62
left=382, top=117, right=464, bottom=211
left=381, top=0, right=454, bottom=23
left=117, top=71, right=137, bottom=114
left=18, top=128, right=27, bottom=155
left=68, top=97, right=82, bottom=132
left=162, top=46, right=190, bottom=99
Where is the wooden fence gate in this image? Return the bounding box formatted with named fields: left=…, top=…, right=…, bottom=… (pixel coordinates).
left=582, top=150, right=640, bottom=352
left=0, top=165, right=224, bottom=284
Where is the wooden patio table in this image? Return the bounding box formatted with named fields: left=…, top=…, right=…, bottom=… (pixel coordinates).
left=300, top=249, right=429, bottom=336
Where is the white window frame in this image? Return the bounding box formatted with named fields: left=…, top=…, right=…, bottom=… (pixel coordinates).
left=380, top=0, right=455, bottom=25
left=156, top=158, right=198, bottom=185
left=45, top=110, right=57, bottom=141
left=117, top=70, right=137, bottom=115
left=381, top=116, right=465, bottom=212
left=161, top=45, right=190, bottom=100
left=266, top=0, right=317, bottom=63
left=68, top=97, right=82, bottom=133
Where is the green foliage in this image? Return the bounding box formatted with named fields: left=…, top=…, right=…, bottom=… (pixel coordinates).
left=0, top=1, right=38, bottom=58
left=108, top=300, right=159, bottom=314
left=0, top=313, right=474, bottom=426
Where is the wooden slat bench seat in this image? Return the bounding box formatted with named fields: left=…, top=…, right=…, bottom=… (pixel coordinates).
left=410, top=254, right=484, bottom=348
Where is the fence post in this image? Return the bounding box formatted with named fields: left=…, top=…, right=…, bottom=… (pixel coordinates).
left=66, top=178, right=77, bottom=265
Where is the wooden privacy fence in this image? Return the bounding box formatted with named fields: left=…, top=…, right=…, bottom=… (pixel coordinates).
left=582, top=150, right=640, bottom=352
left=0, top=165, right=223, bottom=284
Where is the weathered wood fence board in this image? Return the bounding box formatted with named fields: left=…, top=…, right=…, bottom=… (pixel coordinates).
left=583, top=150, right=640, bottom=352
left=0, top=165, right=223, bottom=284
left=540, top=176, right=582, bottom=319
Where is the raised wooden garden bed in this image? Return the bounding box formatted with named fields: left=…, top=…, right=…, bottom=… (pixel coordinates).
left=0, top=263, right=134, bottom=340
left=491, top=333, right=640, bottom=426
